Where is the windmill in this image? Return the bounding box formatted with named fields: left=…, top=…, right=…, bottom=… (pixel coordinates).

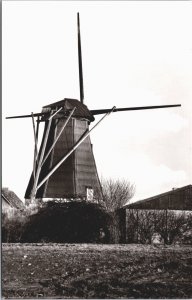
left=6, top=13, right=181, bottom=204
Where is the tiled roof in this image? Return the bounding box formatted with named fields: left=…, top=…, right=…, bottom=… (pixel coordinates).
left=2, top=188, right=25, bottom=210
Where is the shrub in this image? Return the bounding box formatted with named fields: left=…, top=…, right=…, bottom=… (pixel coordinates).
left=100, top=178, right=135, bottom=211
left=126, top=209, right=192, bottom=245
left=2, top=210, right=27, bottom=242
left=21, top=201, right=112, bottom=243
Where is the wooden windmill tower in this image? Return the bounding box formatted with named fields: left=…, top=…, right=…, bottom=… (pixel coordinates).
left=6, top=13, right=181, bottom=204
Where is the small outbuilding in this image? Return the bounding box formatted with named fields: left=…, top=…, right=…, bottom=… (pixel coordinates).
left=2, top=187, right=25, bottom=216
left=118, top=185, right=192, bottom=244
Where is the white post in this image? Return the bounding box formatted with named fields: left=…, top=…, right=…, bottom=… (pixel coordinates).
left=31, top=112, right=38, bottom=180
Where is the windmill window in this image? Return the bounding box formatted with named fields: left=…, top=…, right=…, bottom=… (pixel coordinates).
left=86, top=187, right=94, bottom=201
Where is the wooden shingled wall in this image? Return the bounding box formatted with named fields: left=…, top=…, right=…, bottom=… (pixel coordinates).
left=25, top=117, right=102, bottom=200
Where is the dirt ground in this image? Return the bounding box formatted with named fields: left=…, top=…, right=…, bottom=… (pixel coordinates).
left=2, top=243, right=192, bottom=299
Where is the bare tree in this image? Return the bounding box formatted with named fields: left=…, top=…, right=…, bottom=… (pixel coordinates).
left=137, top=210, right=156, bottom=244
left=155, top=210, right=189, bottom=244
left=100, top=178, right=135, bottom=211
left=126, top=209, right=192, bottom=245
left=126, top=209, right=139, bottom=243
left=126, top=209, right=157, bottom=244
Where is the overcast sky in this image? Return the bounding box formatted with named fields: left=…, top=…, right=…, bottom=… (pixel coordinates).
left=2, top=1, right=192, bottom=202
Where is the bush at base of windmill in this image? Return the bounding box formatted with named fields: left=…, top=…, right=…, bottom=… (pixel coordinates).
left=21, top=201, right=112, bottom=244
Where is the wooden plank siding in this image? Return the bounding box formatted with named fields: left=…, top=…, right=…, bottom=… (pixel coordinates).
left=25, top=116, right=102, bottom=200
left=124, top=185, right=192, bottom=211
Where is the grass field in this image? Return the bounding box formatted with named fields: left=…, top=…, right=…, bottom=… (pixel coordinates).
left=2, top=243, right=192, bottom=299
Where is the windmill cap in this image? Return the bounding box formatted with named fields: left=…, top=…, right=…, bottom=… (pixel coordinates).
left=42, top=98, right=95, bottom=122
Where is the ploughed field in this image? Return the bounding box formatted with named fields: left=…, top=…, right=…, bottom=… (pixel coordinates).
left=2, top=243, right=192, bottom=299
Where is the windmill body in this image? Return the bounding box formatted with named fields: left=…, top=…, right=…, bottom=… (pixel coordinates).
left=25, top=99, right=102, bottom=202
left=6, top=13, right=181, bottom=204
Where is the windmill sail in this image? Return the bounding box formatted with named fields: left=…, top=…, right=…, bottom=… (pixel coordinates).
left=90, top=104, right=181, bottom=115
left=77, top=12, right=84, bottom=104
left=6, top=112, right=45, bottom=119
left=7, top=104, right=181, bottom=120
